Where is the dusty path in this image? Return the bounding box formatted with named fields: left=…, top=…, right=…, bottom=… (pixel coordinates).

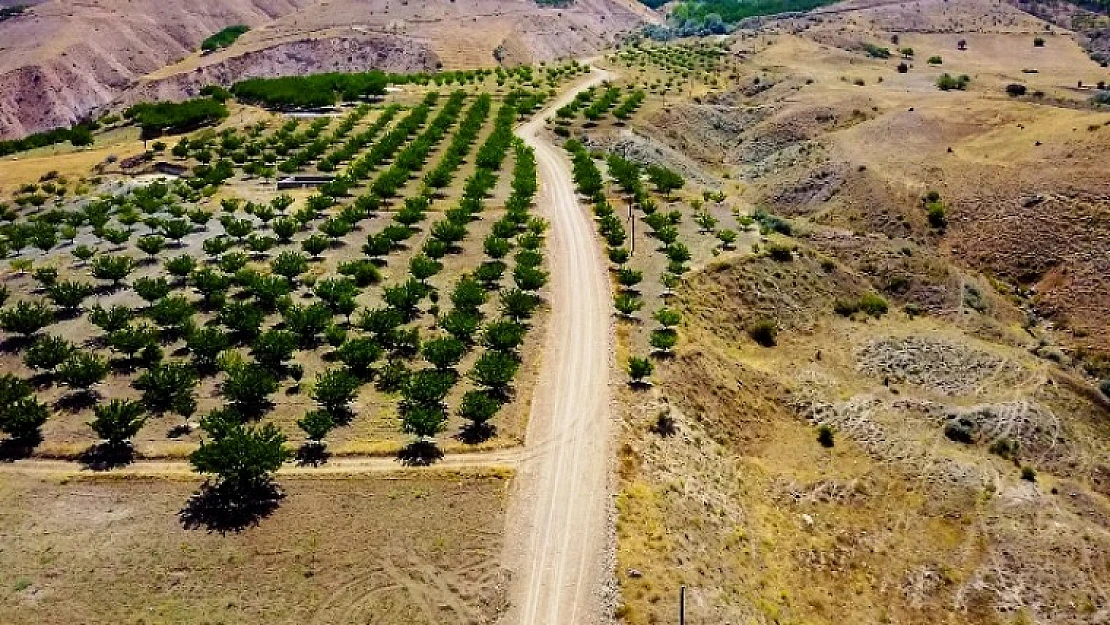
left=502, top=67, right=616, bottom=625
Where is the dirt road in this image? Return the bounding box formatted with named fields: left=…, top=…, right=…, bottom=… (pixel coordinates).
left=503, top=67, right=616, bottom=625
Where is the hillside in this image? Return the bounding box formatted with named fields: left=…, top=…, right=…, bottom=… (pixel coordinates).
left=0, top=0, right=651, bottom=138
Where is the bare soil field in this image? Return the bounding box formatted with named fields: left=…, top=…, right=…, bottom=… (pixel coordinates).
left=0, top=471, right=510, bottom=624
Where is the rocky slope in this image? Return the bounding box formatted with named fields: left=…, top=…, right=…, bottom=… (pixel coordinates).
left=0, top=0, right=651, bottom=138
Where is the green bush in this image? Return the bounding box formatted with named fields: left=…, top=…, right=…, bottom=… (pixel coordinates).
left=747, top=319, right=777, bottom=347
left=201, top=25, right=249, bottom=52
left=124, top=98, right=228, bottom=139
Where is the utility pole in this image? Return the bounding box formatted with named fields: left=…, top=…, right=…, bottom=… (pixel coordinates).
left=679, top=585, right=686, bottom=625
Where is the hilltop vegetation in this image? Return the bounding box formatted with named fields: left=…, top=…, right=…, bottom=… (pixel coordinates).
left=201, top=25, right=249, bottom=52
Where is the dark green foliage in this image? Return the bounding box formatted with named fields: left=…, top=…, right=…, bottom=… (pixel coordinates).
left=458, top=390, right=502, bottom=425
left=147, top=295, right=195, bottom=330
left=747, top=319, right=778, bottom=347
left=133, top=276, right=172, bottom=303
left=817, top=424, right=835, bottom=448
left=469, top=351, right=519, bottom=395
left=439, top=308, right=481, bottom=344
left=190, top=417, right=289, bottom=491
left=298, top=410, right=335, bottom=442
left=0, top=121, right=99, bottom=158
left=47, top=280, right=95, bottom=311
left=231, top=71, right=388, bottom=109
left=219, top=301, right=265, bottom=341
left=628, top=356, right=653, bottom=384
left=336, top=337, right=384, bottom=374
left=124, top=98, right=228, bottom=139
left=270, top=250, right=308, bottom=283
left=24, top=335, right=74, bottom=372
left=483, top=319, right=527, bottom=354
left=283, top=302, right=333, bottom=346
left=89, top=399, right=147, bottom=445
left=422, top=336, right=466, bottom=370
left=337, top=259, right=381, bottom=287
left=221, top=364, right=279, bottom=412
left=134, top=361, right=197, bottom=415
left=91, top=254, right=135, bottom=286
left=936, top=73, right=971, bottom=91
left=0, top=300, right=54, bottom=336
left=186, top=325, right=229, bottom=370
left=311, top=368, right=361, bottom=415
left=251, top=330, right=298, bottom=372
left=106, top=324, right=159, bottom=360
left=500, top=289, right=539, bottom=321
left=57, top=350, right=109, bottom=391
left=201, top=25, right=249, bottom=51
left=88, top=304, right=133, bottom=333
left=0, top=376, right=49, bottom=441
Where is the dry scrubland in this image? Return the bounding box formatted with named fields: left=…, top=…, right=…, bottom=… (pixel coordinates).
left=573, top=2, right=1110, bottom=623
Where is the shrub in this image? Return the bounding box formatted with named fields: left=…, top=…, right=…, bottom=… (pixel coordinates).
left=766, top=243, right=793, bottom=262
left=1033, top=37, right=1045, bottom=47
left=936, top=73, right=970, bottom=91
left=858, top=293, right=889, bottom=317
left=817, top=424, right=835, bottom=447
left=747, top=319, right=777, bottom=347
left=627, top=356, right=653, bottom=384
left=1021, top=465, right=1036, bottom=481
left=927, top=56, right=942, bottom=65
left=201, top=25, right=249, bottom=51
left=1005, top=83, right=1027, bottom=97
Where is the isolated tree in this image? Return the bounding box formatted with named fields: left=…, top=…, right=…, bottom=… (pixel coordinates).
left=136, top=235, right=166, bottom=260
left=164, top=254, right=197, bottom=284
left=409, top=254, right=442, bottom=284
left=0, top=375, right=49, bottom=442
left=716, top=229, right=737, bottom=249
left=270, top=250, right=308, bottom=284
left=24, top=335, right=74, bottom=373
left=649, top=328, right=678, bottom=353
left=439, top=308, right=481, bottom=344
left=189, top=414, right=289, bottom=496
left=614, top=293, right=644, bottom=317
left=219, top=301, right=265, bottom=342
left=653, top=308, right=681, bottom=328
left=147, top=295, right=195, bottom=333
left=297, top=409, right=335, bottom=445
left=89, top=304, right=134, bottom=333
left=628, top=356, right=653, bottom=385
left=282, top=302, right=332, bottom=347
left=89, top=399, right=147, bottom=448
left=513, top=265, right=548, bottom=292
left=301, top=234, right=330, bottom=258
left=106, top=324, right=158, bottom=361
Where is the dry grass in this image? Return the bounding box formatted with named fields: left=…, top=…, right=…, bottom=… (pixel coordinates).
left=0, top=471, right=510, bottom=624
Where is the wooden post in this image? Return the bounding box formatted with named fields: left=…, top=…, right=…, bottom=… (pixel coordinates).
left=679, top=585, right=686, bottom=625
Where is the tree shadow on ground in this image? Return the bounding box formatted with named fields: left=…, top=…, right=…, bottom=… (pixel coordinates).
left=0, top=434, right=40, bottom=462
left=54, top=390, right=99, bottom=413
left=80, top=442, right=136, bottom=471
left=397, top=440, right=444, bottom=466
left=295, top=443, right=330, bottom=467
left=179, top=480, right=284, bottom=533
left=456, top=422, right=497, bottom=445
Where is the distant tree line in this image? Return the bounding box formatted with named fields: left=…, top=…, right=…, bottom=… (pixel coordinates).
left=231, top=71, right=390, bottom=109
left=124, top=98, right=229, bottom=139
left=201, top=25, right=249, bottom=52
left=643, top=0, right=837, bottom=37
left=0, top=122, right=96, bottom=157
left=0, top=5, right=26, bottom=21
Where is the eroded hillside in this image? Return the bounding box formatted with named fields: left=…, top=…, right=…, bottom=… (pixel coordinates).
left=0, top=0, right=651, bottom=138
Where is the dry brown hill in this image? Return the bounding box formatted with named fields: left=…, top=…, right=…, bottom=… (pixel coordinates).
left=0, top=0, right=652, bottom=138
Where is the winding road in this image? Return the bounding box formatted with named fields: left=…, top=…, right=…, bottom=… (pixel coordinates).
left=502, top=67, right=616, bottom=625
